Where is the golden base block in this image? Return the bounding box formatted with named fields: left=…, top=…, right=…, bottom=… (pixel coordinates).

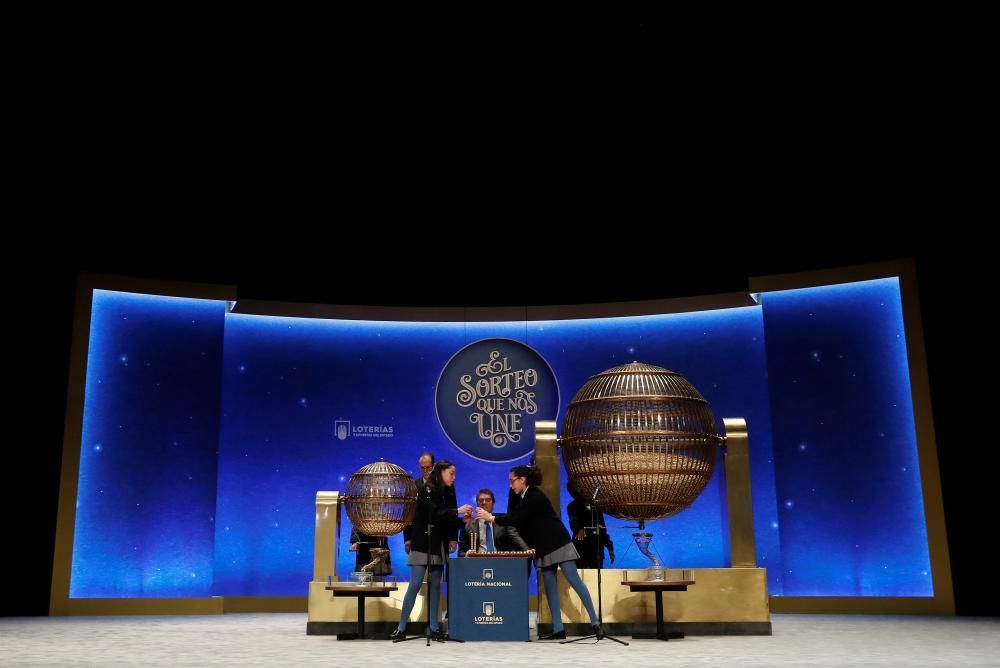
left=538, top=568, right=769, bottom=624
left=306, top=580, right=446, bottom=625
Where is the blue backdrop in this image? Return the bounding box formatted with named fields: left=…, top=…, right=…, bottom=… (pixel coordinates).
left=69, top=277, right=931, bottom=598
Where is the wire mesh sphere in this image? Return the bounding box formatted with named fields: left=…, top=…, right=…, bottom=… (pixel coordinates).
left=342, top=459, right=418, bottom=537
left=562, top=362, right=724, bottom=522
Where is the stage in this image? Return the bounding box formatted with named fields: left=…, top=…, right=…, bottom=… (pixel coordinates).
left=3, top=613, right=997, bottom=666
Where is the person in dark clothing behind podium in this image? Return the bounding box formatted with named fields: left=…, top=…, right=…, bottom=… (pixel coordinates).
left=391, top=460, right=472, bottom=641
left=459, top=488, right=530, bottom=556
left=567, top=483, right=615, bottom=569
left=476, top=465, right=602, bottom=641
left=403, top=451, right=436, bottom=555
left=349, top=526, right=392, bottom=575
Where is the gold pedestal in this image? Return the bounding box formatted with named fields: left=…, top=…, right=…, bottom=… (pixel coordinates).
left=306, top=490, right=448, bottom=634
left=536, top=567, right=771, bottom=635
left=307, top=580, right=441, bottom=635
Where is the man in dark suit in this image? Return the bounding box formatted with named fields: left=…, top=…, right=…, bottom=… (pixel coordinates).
left=459, top=488, right=530, bottom=556
left=567, top=485, right=615, bottom=569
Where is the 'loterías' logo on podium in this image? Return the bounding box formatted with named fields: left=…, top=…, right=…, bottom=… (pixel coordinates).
left=436, top=338, right=559, bottom=462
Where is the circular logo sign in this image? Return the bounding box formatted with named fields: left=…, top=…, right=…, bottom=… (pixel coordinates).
left=436, top=338, right=559, bottom=462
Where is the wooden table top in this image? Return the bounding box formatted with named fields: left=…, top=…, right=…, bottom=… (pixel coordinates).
left=620, top=580, right=695, bottom=588
left=325, top=585, right=398, bottom=594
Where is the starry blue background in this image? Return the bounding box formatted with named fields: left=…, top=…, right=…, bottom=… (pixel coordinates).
left=70, top=290, right=225, bottom=597
left=69, top=277, right=931, bottom=598
left=760, top=279, right=930, bottom=595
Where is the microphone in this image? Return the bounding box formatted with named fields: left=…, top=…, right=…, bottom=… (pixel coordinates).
left=592, top=486, right=600, bottom=502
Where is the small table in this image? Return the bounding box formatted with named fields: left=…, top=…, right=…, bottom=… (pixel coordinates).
left=621, top=580, right=695, bottom=641
left=326, top=584, right=398, bottom=640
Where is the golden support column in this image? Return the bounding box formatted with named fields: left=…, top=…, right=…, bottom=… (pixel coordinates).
left=534, top=420, right=560, bottom=511
left=307, top=491, right=355, bottom=633
left=313, top=491, right=341, bottom=583
left=723, top=418, right=757, bottom=568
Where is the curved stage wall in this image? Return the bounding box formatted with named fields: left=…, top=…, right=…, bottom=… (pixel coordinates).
left=51, top=260, right=950, bottom=613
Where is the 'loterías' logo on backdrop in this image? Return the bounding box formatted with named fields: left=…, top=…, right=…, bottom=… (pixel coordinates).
left=436, top=338, right=559, bottom=462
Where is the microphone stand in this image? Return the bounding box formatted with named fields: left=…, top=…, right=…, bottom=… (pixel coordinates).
left=564, top=487, right=628, bottom=646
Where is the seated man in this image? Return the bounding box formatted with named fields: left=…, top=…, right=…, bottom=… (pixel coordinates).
left=459, top=487, right=530, bottom=556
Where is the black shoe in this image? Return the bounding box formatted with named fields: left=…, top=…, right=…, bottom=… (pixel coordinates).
left=592, top=624, right=604, bottom=640
left=429, top=629, right=446, bottom=641
left=539, top=630, right=566, bottom=640
left=389, top=628, right=405, bottom=641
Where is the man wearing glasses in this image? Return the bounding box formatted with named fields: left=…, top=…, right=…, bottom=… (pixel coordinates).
left=459, top=488, right=530, bottom=556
